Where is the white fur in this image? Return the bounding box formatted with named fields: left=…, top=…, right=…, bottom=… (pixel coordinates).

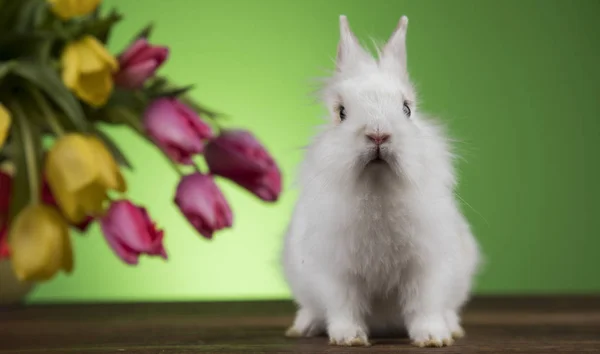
left=281, top=15, right=481, bottom=348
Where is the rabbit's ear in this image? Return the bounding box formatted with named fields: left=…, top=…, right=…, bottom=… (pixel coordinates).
left=336, top=15, right=371, bottom=71
left=380, top=16, right=409, bottom=78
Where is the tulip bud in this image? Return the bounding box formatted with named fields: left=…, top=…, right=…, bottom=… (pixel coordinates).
left=100, top=200, right=167, bottom=265
left=9, top=204, right=73, bottom=281
left=144, top=98, right=213, bottom=165
left=41, top=181, right=94, bottom=232
left=48, top=0, right=101, bottom=20
left=174, top=173, right=233, bottom=239
left=61, top=36, right=119, bottom=107
left=45, top=133, right=126, bottom=224
left=204, top=130, right=282, bottom=202
left=114, top=39, right=169, bottom=89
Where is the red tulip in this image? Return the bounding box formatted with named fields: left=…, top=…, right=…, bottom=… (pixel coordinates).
left=100, top=200, right=166, bottom=265
left=0, top=170, right=10, bottom=215
left=0, top=220, right=9, bottom=259
left=204, top=130, right=282, bottom=202
left=114, top=39, right=169, bottom=89
left=144, top=98, right=213, bottom=165
left=175, top=173, right=232, bottom=239
left=41, top=180, right=94, bottom=232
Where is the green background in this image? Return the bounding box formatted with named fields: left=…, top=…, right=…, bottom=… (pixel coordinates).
left=27, top=0, right=600, bottom=303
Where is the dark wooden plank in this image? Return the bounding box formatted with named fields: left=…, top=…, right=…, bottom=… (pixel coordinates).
left=1, top=296, right=599, bottom=353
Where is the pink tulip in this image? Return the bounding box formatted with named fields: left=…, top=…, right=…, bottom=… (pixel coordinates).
left=175, top=173, right=232, bottom=239
left=144, top=98, right=213, bottom=165
left=41, top=180, right=94, bottom=232
left=100, top=200, right=167, bottom=265
left=114, top=39, right=169, bottom=89
left=204, top=130, right=282, bottom=202
left=0, top=171, right=10, bottom=215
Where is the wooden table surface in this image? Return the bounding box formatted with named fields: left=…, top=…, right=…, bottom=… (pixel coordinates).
left=1, top=296, right=599, bottom=353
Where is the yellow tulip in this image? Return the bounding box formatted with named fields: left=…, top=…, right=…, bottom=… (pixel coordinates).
left=48, top=0, right=101, bottom=20
left=61, top=35, right=118, bottom=107
left=9, top=204, right=73, bottom=282
left=45, top=133, right=127, bottom=223
left=0, top=103, right=11, bottom=148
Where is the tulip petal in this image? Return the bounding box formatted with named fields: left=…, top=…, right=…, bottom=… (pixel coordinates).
left=175, top=173, right=232, bottom=239
left=48, top=0, right=73, bottom=20
left=81, top=36, right=119, bottom=72
left=0, top=170, right=11, bottom=215
left=76, top=42, right=110, bottom=74
left=72, top=69, right=113, bottom=107
left=204, top=130, right=282, bottom=202
left=100, top=200, right=166, bottom=264
left=118, top=39, right=148, bottom=67
left=0, top=103, right=11, bottom=149
left=114, top=60, right=157, bottom=89
left=41, top=180, right=95, bottom=230
left=76, top=183, right=107, bottom=217
left=8, top=204, right=72, bottom=281
left=87, top=136, right=127, bottom=193
left=46, top=135, right=101, bottom=223
left=102, top=225, right=139, bottom=265
left=0, top=220, right=9, bottom=259
left=144, top=99, right=207, bottom=164
left=127, top=46, right=169, bottom=69
left=61, top=45, right=80, bottom=89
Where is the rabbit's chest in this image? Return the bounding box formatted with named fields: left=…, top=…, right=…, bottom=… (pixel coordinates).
left=341, top=192, right=416, bottom=284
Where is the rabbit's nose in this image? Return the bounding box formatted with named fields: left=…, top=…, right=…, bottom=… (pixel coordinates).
left=366, top=133, right=390, bottom=145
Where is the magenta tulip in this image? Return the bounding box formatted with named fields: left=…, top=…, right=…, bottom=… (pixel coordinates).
left=144, top=98, right=213, bottom=165
left=175, top=173, right=232, bottom=239
left=204, top=130, right=282, bottom=202
left=114, top=39, right=169, bottom=89
left=100, top=200, right=167, bottom=265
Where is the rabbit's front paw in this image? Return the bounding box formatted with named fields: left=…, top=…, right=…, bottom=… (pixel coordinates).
left=285, top=308, right=324, bottom=338
left=444, top=310, right=466, bottom=339
left=408, top=313, right=454, bottom=347
left=328, top=321, right=370, bottom=347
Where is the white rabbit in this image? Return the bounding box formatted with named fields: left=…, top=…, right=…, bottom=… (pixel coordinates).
left=281, top=15, right=481, bottom=348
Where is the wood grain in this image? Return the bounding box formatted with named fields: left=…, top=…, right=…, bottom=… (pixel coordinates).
left=1, top=296, right=599, bottom=353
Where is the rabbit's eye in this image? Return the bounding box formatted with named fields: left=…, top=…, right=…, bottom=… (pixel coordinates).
left=403, top=102, right=411, bottom=117
left=339, top=105, right=346, bottom=121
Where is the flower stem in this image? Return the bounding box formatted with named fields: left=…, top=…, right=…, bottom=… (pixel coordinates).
left=9, top=100, right=41, bottom=205
left=29, top=86, right=65, bottom=137
left=165, top=157, right=185, bottom=176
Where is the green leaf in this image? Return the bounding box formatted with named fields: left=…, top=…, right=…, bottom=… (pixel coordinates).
left=145, top=76, right=168, bottom=95
left=179, top=95, right=226, bottom=120
left=133, top=23, right=154, bottom=41
left=92, top=127, right=133, bottom=169
left=92, top=8, right=121, bottom=44
left=0, top=31, right=56, bottom=61
left=0, top=60, right=16, bottom=81
left=12, top=60, right=91, bottom=133
left=151, top=85, right=195, bottom=99
left=14, top=0, right=48, bottom=33
left=0, top=135, right=12, bottom=161
left=0, top=0, right=23, bottom=33
left=5, top=99, right=43, bottom=222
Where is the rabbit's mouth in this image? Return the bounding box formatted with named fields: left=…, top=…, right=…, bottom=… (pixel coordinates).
left=366, top=147, right=388, bottom=166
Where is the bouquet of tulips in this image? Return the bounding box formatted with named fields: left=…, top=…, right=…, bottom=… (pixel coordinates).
left=0, top=0, right=282, bottom=282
